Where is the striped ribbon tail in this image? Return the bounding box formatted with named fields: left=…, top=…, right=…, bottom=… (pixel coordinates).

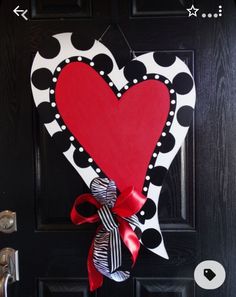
left=97, top=204, right=122, bottom=273
left=109, top=228, right=122, bottom=272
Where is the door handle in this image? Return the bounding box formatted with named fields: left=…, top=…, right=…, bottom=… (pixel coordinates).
left=0, top=274, right=11, bottom=297
left=0, top=248, right=19, bottom=297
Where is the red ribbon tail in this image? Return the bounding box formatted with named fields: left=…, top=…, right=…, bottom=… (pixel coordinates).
left=87, top=240, right=103, bottom=291
left=117, top=217, right=140, bottom=267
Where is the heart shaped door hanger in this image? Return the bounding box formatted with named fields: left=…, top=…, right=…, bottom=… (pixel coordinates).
left=31, top=33, right=196, bottom=260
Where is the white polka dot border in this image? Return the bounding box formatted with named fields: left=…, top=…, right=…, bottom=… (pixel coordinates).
left=44, top=54, right=178, bottom=197
left=45, top=54, right=178, bottom=200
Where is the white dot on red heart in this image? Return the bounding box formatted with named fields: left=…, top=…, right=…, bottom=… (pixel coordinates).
left=109, top=82, right=113, bottom=87
left=96, top=168, right=101, bottom=173
left=50, top=90, right=54, bottom=94
left=88, top=158, right=93, bottom=163
left=70, top=136, right=74, bottom=141
left=61, top=125, right=66, bottom=130
left=90, top=62, right=95, bottom=66
left=146, top=176, right=150, bottom=180
left=79, top=147, right=84, bottom=152
left=65, top=59, right=70, bottom=63
left=117, top=93, right=122, bottom=98
left=143, top=187, right=148, bottom=192
left=149, top=164, right=153, bottom=169
left=100, top=71, right=104, bottom=76
left=55, top=114, right=60, bottom=119
left=140, top=211, right=145, bottom=216
left=51, top=102, right=56, bottom=107
left=77, top=57, right=82, bottom=61
left=52, top=77, right=57, bottom=82
left=155, top=75, right=160, bottom=79
left=133, top=79, right=138, bottom=84
left=57, top=67, right=61, bottom=72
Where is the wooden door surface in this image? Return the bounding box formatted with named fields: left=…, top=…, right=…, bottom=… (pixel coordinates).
left=0, top=0, right=235, bottom=296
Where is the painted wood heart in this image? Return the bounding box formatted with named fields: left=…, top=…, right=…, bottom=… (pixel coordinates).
left=31, top=33, right=196, bottom=259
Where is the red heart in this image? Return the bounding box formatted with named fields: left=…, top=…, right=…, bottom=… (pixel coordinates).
left=55, top=62, right=170, bottom=192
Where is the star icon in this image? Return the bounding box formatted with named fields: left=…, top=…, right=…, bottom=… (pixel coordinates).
left=187, top=4, right=199, bottom=17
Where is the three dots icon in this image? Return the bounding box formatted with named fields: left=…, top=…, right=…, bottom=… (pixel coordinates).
left=201, top=5, right=223, bottom=18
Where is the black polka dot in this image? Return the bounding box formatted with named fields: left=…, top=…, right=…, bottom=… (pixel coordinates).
left=52, top=132, right=71, bottom=152
left=37, top=102, right=55, bottom=123
left=31, top=68, right=52, bottom=90
left=92, top=54, right=113, bottom=74
left=38, top=37, right=61, bottom=59
left=173, top=72, right=193, bottom=95
left=73, top=149, right=90, bottom=168
left=150, top=166, right=168, bottom=187
left=137, top=198, right=156, bottom=224
left=177, top=106, right=194, bottom=127
left=159, top=133, right=175, bottom=153
left=141, top=228, right=162, bottom=249
left=153, top=52, right=176, bottom=67
left=124, top=60, right=147, bottom=82
left=71, top=33, right=95, bottom=51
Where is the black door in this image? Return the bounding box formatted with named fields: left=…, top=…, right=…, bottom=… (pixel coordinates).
left=0, top=0, right=235, bottom=296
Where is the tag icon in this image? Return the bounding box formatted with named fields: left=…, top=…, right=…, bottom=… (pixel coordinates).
left=204, top=269, right=216, bottom=281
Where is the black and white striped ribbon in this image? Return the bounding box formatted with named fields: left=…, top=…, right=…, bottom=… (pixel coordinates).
left=97, top=204, right=121, bottom=272
left=93, top=227, right=130, bottom=282
left=91, top=177, right=140, bottom=282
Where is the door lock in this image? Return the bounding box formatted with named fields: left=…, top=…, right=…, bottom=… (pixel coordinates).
left=0, top=211, right=17, bottom=234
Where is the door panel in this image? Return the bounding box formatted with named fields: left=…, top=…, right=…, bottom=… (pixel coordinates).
left=135, top=278, right=194, bottom=297
left=131, top=0, right=192, bottom=16
left=31, top=0, right=92, bottom=19
left=0, top=0, right=235, bottom=296
left=38, top=279, right=93, bottom=297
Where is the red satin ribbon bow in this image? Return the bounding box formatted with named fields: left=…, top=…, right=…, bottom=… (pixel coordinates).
left=71, top=185, right=147, bottom=291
